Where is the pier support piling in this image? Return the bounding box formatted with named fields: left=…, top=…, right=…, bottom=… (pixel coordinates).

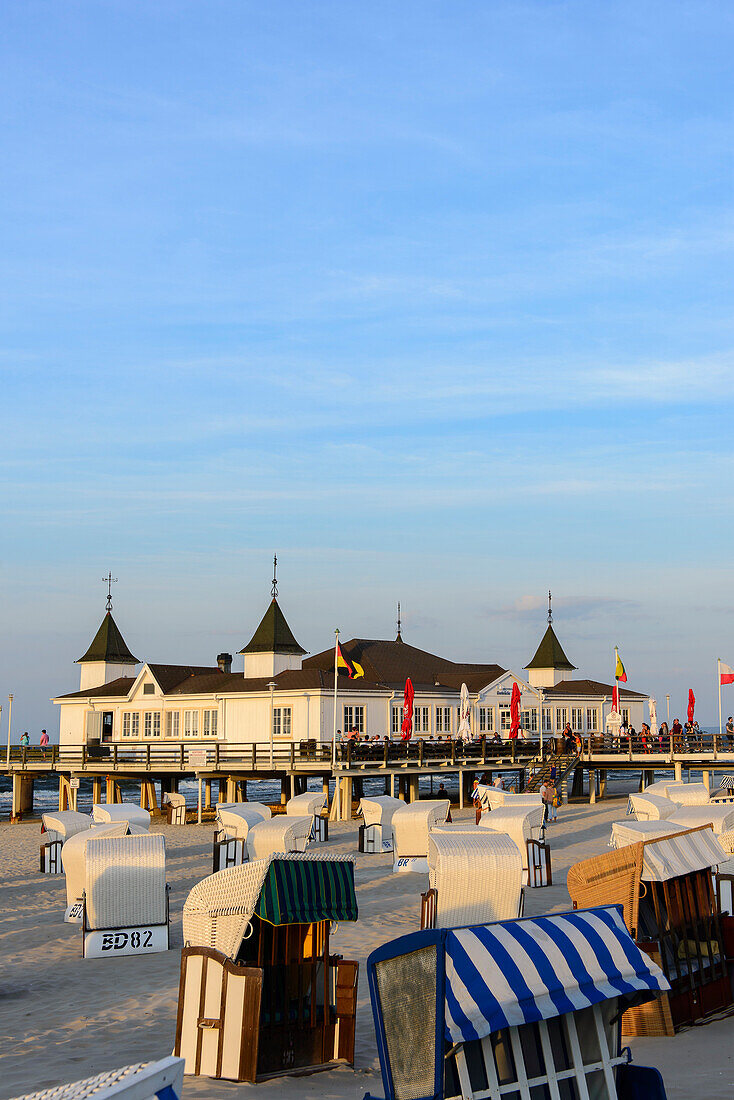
left=674, top=762, right=683, bottom=781
left=11, top=773, right=34, bottom=820
left=92, top=777, right=102, bottom=804
left=106, top=777, right=121, bottom=804
left=204, top=779, right=212, bottom=809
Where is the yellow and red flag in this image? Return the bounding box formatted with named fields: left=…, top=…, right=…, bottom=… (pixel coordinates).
left=615, top=649, right=627, bottom=683
left=337, top=643, right=364, bottom=679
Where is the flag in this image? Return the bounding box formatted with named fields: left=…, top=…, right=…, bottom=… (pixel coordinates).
left=509, top=681, right=521, bottom=739
left=401, top=678, right=414, bottom=740
left=721, top=661, right=734, bottom=686
left=611, top=684, right=619, bottom=713
left=615, top=649, right=627, bottom=683
left=336, top=643, right=364, bottom=679
left=687, top=689, right=695, bottom=723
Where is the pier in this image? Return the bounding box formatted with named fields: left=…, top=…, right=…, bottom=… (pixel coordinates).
left=4, top=732, right=734, bottom=821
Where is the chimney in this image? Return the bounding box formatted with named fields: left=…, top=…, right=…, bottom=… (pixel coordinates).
left=217, top=652, right=232, bottom=674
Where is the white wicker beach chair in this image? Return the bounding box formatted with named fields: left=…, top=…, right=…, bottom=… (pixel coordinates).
left=92, top=803, right=151, bottom=830
left=391, top=799, right=450, bottom=872
left=610, top=819, right=685, bottom=849
left=285, top=791, right=328, bottom=840
left=479, top=803, right=546, bottom=881
left=7, top=1056, right=185, bottom=1100
left=480, top=788, right=543, bottom=812
left=245, top=815, right=312, bottom=861
left=641, top=779, right=675, bottom=797
left=627, top=792, right=679, bottom=820
left=423, top=829, right=524, bottom=928
left=664, top=781, right=711, bottom=806
left=40, top=811, right=92, bottom=874
left=162, top=792, right=186, bottom=825
left=82, top=833, right=169, bottom=958
left=358, top=795, right=403, bottom=853
left=62, top=823, right=144, bottom=922
left=669, top=804, right=734, bottom=835
left=213, top=804, right=272, bottom=870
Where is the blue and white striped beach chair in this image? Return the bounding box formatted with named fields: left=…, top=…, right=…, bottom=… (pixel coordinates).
left=365, top=905, right=669, bottom=1100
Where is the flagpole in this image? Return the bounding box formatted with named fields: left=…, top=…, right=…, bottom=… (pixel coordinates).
left=718, top=658, right=723, bottom=753
left=332, top=629, right=341, bottom=820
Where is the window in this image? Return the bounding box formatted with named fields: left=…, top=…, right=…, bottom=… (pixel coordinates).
left=122, top=713, right=130, bottom=738
left=144, top=711, right=160, bottom=737
left=165, top=711, right=180, bottom=738
left=542, top=709, right=552, bottom=732
left=478, top=706, right=494, bottom=733
left=571, top=707, right=583, bottom=732
left=414, top=706, right=429, bottom=734
left=272, top=707, right=292, bottom=738
left=184, top=710, right=199, bottom=737
left=391, top=706, right=402, bottom=735
left=521, top=709, right=538, bottom=733
left=143, top=683, right=154, bottom=695
left=622, top=707, right=630, bottom=726
left=343, top=705, right=365, bottom=734
left=555, top=707, right=568, bottom=731
left=203, top=709, right=219, bottom=737
left=586, top=708, right=598, bottom=732
left=131, top=712, right=139, bottom=738
left=435, top=706, right=451, bottom=733
left=500, top=708, right=512, bottom=732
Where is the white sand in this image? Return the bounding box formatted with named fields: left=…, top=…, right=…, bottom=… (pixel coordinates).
left=0, top=799, right=731, bottom=1099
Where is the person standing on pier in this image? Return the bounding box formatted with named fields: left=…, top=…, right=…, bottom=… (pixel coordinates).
left=726, top=717, right=734, bottom=750
left=20, top=731, right=29, bottom=748
left=39, top=729, right=49, bottom=758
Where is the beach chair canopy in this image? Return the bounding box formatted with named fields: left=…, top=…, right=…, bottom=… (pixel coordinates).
left=92, top=803, right=151, bottom=830
left=360, top=795, right=403, bottom=829
left=245, top=815, right=312, bottom=862
left=638, top=826, right=726, bottom=881
left=664, top=781, right=710, bottom=806
left=216, top=804, right=271, bottom=837
left=285, top=791, right=327, bottom=817
left=668, top=803, right=734, bottom=835
left=62, top=823, right=147, bottom=907
left=627, top=792, right=679, bottom=820
left=7, top=1056, right=185, bottom=1100
left=717, top=774, right=734, bottom=791
left=479, top=805, right=545, bottom=868
left=183, top=853, right=357, bottom=959
left=85, top=833, right=167, bottom=930
left=392, top=800, right=450, bottom=858
left=642, top=779, right=675, bottom=798
left=610, top=820, right=683, bottom=849
left=367, top=906, right=668, bottom=1100
left=163, top=792, right=186, bottom=808
left=480, top=788, right=543, bottom=812
left=427, top=829, right=523, bottom=927
left=41, top=810, right=92, bottom=842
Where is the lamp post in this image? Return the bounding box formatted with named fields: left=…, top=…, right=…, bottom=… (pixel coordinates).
left=267, top=681, right=277, bottom=769
left=6, top=694, right=13, bottom=766
left=666, top=694, right=670, bottom=725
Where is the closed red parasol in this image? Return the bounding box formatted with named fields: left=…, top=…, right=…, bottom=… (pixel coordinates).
left=687, top=689, right=695, bottom=724
left=509, top=681, right=521, bottom=739
left=401, top=678, right=414, bottom=740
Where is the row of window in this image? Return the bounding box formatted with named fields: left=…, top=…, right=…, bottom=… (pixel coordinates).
left=120, top=709, right=219, bottom=738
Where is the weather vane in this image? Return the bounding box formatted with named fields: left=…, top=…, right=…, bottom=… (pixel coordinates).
left=103, top=571, right=118, bottom=612
left=396, top=601, right=402, bottom=640
left=548, top=589, right=553, bottom=624
left=271, top=553, right=278, bottom=598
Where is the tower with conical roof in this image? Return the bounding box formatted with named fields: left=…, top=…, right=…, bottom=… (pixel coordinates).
left=76, top=579, right=139, bottom=690
left=239, top=556, right=306, bottom=678
left=523, top=591, right=576, bottom=688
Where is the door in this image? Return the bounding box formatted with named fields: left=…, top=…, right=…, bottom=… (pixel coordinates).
left=101, top=712, right=114, bottom=743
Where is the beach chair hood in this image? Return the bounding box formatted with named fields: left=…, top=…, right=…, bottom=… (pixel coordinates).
left=245, top=815, right=312, bottom=861
left=427, top=830, right=523, bottom=927
left=92, top=803, right=151, bottom=830
left=360, top=795, right=403, bottom=828
left=668, top=804, right=734, bottom=836
left=627, top=792, right=678, bottom=820
left=664, top=781, right=710, bottom=806
left=41, top=810, right=92, bottom=841
left=216, top=804, right=271, bottom=836
left=285, top=791, right=327, bottom=817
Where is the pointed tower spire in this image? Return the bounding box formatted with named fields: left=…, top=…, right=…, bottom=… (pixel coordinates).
left=396, top=601, right=402, bottom=642
left=548, top=589, right=553, bottom=624
left=240, top=557, right=306, bottom=677
left=103, top=571, right=118, bottom=612
left=524, top=593, right=576, bottom=688
left=77, top=580, right=138, bottom=690
left=271, top=553, right=278, bottom=598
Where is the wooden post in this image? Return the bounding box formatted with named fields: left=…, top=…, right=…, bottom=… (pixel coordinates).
left=342, top=776, right=352, bottom=820
left=218, top=778, right=227, bottom=802
left=322, top=775, right=330, bottom=811
left=290, top=773, right=296, bottom=798
left=459, top=769, right=464, bottom=809
left=589, top=770, right=597, bottom=804
left=11, top=773, right=34, bottom=820
left=390, top=772, right=395, bottom=798
left=674, top=761, right=683, bottom=781
left=204, top=778, right=212, bottom=809
left=702, top=770, right=711, bottom=793
left=92, top=776, right=102, bottom=804
left=598, top=769, right=607, bottom=799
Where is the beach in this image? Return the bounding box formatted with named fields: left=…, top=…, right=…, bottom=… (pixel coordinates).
left=0, top=799, right=732, bottom=1100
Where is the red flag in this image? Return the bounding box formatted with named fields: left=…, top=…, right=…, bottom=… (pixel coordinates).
left=401, top=678, right=414, bottom=740
left=509, top=682, right=521, bottom=739
left=687, top=689, right=695, bottom=723
left=720, top=661, right=734, bottom=685
left=612, top=684, right=619, bottom=712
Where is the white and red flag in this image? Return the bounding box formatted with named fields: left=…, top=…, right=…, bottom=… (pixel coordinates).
left=720, top=661, right=734, bottom=685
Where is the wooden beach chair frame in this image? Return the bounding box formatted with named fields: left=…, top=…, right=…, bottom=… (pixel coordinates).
left=8, top=1056, right=185, bottom=1100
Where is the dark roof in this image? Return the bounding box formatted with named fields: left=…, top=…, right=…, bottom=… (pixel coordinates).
left=147, top=664, right=221, bottom=692
left=524, top=625, right=576, bottom=671
left=56, top=676, right=137, bottom=700
left=76, top=612, right=138, bottom=664
left=304, top=638, right=504, bottom=690
left=544, top=679, right=646, bottom=699
left=168, top=667, right=390, bottom=695
left=239, top=598, right=306, bottom=656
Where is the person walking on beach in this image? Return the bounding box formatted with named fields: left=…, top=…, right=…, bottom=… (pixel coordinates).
left=546, top=780, right=558, bottom=821
left=539, top=779, right=552, bottom=824
left=39, top=729, right=49, bottom=758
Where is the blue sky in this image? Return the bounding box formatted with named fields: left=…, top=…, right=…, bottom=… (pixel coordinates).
left=2, top=1, right=734, bottom=735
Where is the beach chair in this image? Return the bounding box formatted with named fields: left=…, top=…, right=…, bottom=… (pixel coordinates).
left=568, top=825, right=731, bottom=1032
left=477, top=787, right=543, bottom=812
left=479, top=804, right=549, bottom=886
left=245, top=814, right=312, bottom=861
left=81, top=833, right=170, bottom=959
left=285, top=790, right=329, bottom=840
left=711, top=775, right=734, bottom=802
left=392, top=800, right=450, bottom=872
left=7, top=1055, right=184, bottom=1100
left=669, top=803, right=734, bottom=835
left=421, top=829, right=523, bottom=929
left=358, top=795, right=403, bottom=853
left=364, top=906, right=669, bottom=1100
left=92, top=803, right=151, bottom=830
left=61, top=822, right=146, bottom=922
left=40, top=811, right=92, bottom=874
left=626, top=792, right=679, bottom=820
left=162, top=792, right=186, bottom=825
left=610, top=819, right=684, bottom=849
left=176, top=853, right=359, bottom=1082
left=664, top=781, right=711, bottom=806
left=212, top=803, right=271, bottom=871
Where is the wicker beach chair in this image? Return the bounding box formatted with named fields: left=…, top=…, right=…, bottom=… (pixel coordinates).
left=162, top=792, right=186, bottom=825
left=61, top=823, right=145, bottom=922
left=285, top=790, right=328, bottom=840
left=213, top=803, right=271, bottom=871
left=364, top=906, right=669, bottom=1100
left=177, top=853, right=359, bottom=1082
left=627, top=792, right=679, bottom=820
left=245, top=815, right=312, bottom=861
left=92, top=803, right=151, bottom=830
left=82, top=833, right=169, bottom=959
left=664, top=781, right=711, bottom=806
left=8, top=1056, right=184, bottom=1100
left=391, top=799, right=450, bottom=872
left=669, top=803, right=734, bottom=835
left=610, top=819, right=683, bottom=849
left=421, top=829, right=523, bottom=928
left=40, top=811, right=92, bottom=874
left=479, top=803, right=547, bottom=883
left=479, top=787, right=543, bottom=812
left=358, top=795, right=403, bottom=853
